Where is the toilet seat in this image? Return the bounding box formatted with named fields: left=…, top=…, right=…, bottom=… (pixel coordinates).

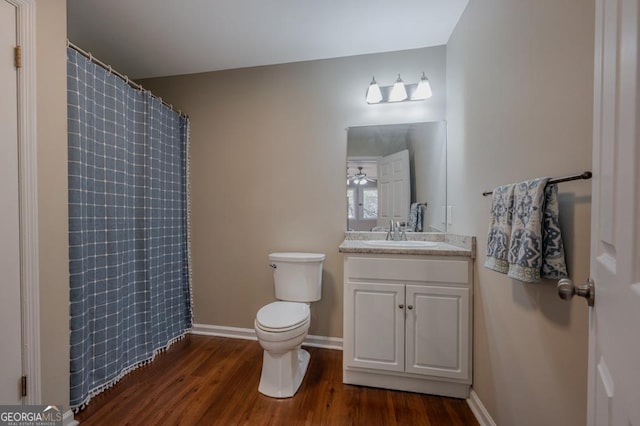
left=256, top=301, right=310, bottom=332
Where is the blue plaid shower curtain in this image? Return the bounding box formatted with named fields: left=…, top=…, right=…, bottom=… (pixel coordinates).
left=67, top=47, right=192, bottom=410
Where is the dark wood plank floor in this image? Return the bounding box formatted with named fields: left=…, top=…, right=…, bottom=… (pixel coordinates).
left=75, top=335, right=478, bottom=425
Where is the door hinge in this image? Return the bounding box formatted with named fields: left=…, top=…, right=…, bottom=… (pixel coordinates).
left=21, top=376, right=27, bottom=397
left=14, top=46, right=22, bottom=69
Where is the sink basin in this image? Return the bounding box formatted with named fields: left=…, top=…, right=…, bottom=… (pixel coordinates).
left=362, top=240, right=439, bottom=248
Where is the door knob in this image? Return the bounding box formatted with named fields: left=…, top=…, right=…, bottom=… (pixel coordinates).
left=399, top=304, right=404, bottom=309
left=557, top=278, right=595, bottom=307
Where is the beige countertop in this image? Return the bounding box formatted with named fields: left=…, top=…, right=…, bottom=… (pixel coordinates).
left=338, top=232, right=476, bottom=258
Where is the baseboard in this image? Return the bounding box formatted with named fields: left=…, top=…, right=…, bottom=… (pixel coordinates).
left=301, top=334, right=343, bottom=350
left=466, top=389, right=497, bottom=426
left=192, top=324, right=257, bottom=341
left=191, top=323, right=343, bottom=350
left=63, top=410, right=79, bottom=426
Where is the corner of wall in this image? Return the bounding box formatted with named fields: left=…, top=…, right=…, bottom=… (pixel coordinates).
left=36, top=0, right=70, bottom=407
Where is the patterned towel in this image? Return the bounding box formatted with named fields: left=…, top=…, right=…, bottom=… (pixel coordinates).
left=408, top=203, right=423, bottom=232
left=507, top=178, right=549, bottom=282
left=485, top=184, right=516, bottom=274
left=485, top=178, right=568, bottom=283
left=540, top=185, right=568, bottom=280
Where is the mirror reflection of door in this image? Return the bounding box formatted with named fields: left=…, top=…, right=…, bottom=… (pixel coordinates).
left=377, top=150, right=410, bottom=227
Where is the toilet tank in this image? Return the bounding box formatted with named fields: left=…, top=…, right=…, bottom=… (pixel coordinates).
left=269, top=252, right=326, bottom=302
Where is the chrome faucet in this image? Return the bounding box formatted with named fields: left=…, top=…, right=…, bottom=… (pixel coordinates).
left=385, top=220, right=396, bottom=240
left=385, top=220, right=407, bottom=241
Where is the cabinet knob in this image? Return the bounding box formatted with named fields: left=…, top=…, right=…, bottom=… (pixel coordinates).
left=398, top=304, right=404, bottom=309
left=407, top=305, right=414, bottom=310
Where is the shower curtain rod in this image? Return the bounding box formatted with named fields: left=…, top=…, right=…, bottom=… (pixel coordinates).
left=67, top=40, right=188, bottom=119
left=481, top=171, right=592, bottom=196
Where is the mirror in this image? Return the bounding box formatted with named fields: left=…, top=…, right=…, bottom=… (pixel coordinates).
left=347, top=121, right=447, bottom=232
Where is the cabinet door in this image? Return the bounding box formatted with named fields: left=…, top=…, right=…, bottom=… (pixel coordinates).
left=344, top=282, right=405, bottom=372
left=405, top=285, right=470, bottom=380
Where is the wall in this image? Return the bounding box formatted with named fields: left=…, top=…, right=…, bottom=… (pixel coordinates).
left=408, top=122, right=446, bottom=231
left=141, top=46, right=446, bottom=337
left=347, top=126, right=409, bottom=157
left=446, top=1, right=593, bottom=425
left=36, top=0, right=69, bottom=406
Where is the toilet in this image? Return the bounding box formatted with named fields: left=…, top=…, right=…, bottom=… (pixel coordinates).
left=254, top=252, right=326, bottom=398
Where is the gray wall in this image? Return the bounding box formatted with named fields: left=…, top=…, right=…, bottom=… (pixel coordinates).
left=141, top=46, right=447, bottom=337
left=446, top=1, right=594, bottom=425
left=408, top=122, right=446, bottom=231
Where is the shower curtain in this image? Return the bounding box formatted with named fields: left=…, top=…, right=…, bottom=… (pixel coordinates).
left=67, top=47, right=192, bottom=410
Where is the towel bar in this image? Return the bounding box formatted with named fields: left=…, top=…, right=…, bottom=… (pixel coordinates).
left=482, top=171, right=592, bottom=196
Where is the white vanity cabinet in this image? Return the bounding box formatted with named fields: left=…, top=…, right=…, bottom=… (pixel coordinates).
left=343, top=254, right=472, bottom=398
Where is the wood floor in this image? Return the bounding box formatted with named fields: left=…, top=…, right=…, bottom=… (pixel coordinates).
left=75, top=335, right=479, bottom=425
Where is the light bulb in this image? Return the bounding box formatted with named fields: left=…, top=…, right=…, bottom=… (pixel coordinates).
left=366, top=76, right=382, bottom=104
left=413, top=72, right=433, bottom=100
left=389, top=74, right=407, bottom=102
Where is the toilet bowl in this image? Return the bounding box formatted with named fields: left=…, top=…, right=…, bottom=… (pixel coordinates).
left=254, top=252, right=325, bottom=398
left=255, top=301, right=311, bottom=398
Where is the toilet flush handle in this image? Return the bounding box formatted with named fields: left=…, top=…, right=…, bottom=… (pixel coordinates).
left=269, top=263, right=277, bottom=269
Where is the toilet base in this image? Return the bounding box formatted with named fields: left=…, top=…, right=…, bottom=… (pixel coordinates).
left=258, top=347, right=310, bottom=398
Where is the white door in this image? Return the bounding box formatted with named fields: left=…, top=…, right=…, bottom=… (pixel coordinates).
left=405, top=285, right=469, bottom=381
left=0, top=0, right=24, bottom=405
left=344, top=282, right=405, bottom=372
left=377, top=150, right=410, bottom=227
left=587, top=0, right=640, bottom=424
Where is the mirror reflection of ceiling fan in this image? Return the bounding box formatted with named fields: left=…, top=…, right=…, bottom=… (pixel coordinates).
left=348, top=166, right=377, bottom=185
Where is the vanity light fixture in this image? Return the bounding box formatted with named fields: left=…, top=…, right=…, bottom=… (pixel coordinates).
left=365, top=72, right=433, bottom=104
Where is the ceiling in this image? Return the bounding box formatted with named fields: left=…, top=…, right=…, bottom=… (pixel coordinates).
left=67, top=1, right=468, bottom=80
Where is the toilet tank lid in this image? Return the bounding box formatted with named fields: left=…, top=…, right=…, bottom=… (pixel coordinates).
left=269, top=252, right=326, bottom=262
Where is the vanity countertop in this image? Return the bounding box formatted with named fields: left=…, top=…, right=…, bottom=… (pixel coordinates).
left=339, top=232, right=476, bottom=258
